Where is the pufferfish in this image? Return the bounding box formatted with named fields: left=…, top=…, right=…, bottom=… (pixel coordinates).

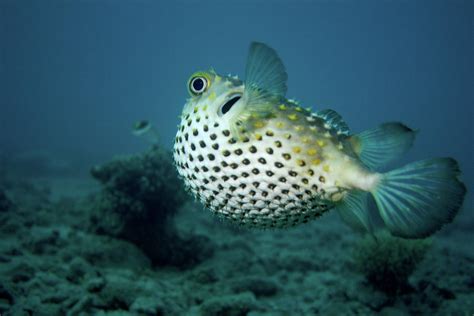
left=173, top=42, right=466, bottom=238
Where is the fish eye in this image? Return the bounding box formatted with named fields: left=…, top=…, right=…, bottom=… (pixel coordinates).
left=189, top=76, right=208, bottom=95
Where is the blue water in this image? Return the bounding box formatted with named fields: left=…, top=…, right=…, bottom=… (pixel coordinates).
left=0, top=0, right=473, bottom=314
left=2, top=1, right=472, bottom=183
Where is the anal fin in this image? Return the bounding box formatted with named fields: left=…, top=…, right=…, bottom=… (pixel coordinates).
left=336, top=190, right=374, bottom=234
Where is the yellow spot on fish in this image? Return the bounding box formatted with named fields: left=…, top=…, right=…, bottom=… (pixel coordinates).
left=323, top=164, right=330, bottom=172
left=295, top=106, right=303, bottom=112
left=255, top=133, right=263, bottom=140
left=292, top=146, right=301, bottom=154
left=317, top=140, right=326, bottom=147
left=279, top=104, right=287, bottom=110
left=215, top=75, right=222, bottom=83
left=284, top=133, right=292, bottom=139
left=309, top=126, right=317, bottom=132
left=288, top=114, right=298, bottom=121
left=193, top=106, right=199, bottom=113
left=209, top=91, right=216, bottom=101
left=254, top=121, right=264, bottom=128
left=311, top=159, right=321, bottom=165
left=301, top=136, right=311, bottom=144
left=276, top=121, right=285, bottom=129
left=294, top=125, right=304, bottom=132
left=202, top=104, right=208, bottom=111
left=307, top=148, right=317, bottom=156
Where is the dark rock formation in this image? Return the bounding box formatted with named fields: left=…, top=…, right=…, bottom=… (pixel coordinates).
left=0, top=190, right=12, bottom=213
left=90, top=146, right=213, bottom=267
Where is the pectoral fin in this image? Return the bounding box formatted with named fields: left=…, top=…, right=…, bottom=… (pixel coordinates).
left=230, top=42, right=288, bottom=137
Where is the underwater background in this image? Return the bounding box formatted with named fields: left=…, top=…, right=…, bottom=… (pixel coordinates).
left=1, top=0, right=473, bottom=315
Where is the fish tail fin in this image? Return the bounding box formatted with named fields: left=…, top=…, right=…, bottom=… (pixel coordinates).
left=370, top=158, right=466, bottom=238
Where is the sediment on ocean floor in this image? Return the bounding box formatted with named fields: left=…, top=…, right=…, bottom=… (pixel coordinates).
left=0, top=147, right=472, bottom=315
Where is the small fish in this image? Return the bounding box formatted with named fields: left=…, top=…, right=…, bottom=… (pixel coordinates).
left=173, top=42, right=466, bottom=238
left=132, top=120, right=160, bottom=145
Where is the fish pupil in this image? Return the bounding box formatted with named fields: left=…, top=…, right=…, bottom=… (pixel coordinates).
left=192, top=78, right=204, bottom=92
left=221, top=96, right=241, bottom=115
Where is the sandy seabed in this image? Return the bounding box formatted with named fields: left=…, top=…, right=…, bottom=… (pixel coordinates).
left=0, top=175, right=473, bottom=316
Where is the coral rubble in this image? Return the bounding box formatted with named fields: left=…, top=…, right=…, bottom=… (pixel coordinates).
left=352, top=232, right=431, bottom=295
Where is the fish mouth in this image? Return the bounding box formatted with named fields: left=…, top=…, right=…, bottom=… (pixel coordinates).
left=220, top=94, right=242, bottom=115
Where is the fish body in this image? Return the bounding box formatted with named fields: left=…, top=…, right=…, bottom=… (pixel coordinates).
left=173, top=42, right=466, bottom=238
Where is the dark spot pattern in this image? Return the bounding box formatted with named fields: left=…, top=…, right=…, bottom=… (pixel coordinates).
left=173, top=110, right=336, bottom=230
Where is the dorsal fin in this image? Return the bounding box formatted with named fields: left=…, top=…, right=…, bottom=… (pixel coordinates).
left=314, top=109, right=350, bottom=136
left=350, top=122, right=417, bottom=170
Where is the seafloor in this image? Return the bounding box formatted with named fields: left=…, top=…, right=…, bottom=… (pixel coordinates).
left=0, top=148, right=473, bottom=316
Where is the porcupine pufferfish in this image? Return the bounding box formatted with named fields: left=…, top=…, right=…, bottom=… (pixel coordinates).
left=173, top=42, right=466, bottom=238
